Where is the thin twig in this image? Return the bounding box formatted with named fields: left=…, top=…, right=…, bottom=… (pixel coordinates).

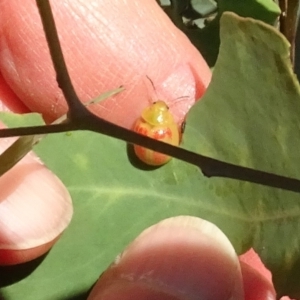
left=0, top=87, right=124, bottom=177
left=279, top=0, right=299, bottom=65
left=1, top=110, right=300, bottom=193
left=36, top=0, right=90, bottom=119
left=1, top=0, right=297, bottom=194
left=0, top=123, right=77, bottom=137
left=83, top=113, right=300, bottom=194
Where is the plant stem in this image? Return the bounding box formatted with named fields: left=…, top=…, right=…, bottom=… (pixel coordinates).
left=1, top=0, right=299, bottom=193
left=279, top=0, right=299, bottom=65
left=83, top=112, right=300, bottom=194
left=0, top=122, right=77, bottom=137
left=1, top=110, right=300, bottom=193
left=35, top=0, right=90, bottom=119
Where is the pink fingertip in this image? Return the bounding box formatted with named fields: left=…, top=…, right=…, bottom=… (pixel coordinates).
left=88, top=216, right=244, bottom=300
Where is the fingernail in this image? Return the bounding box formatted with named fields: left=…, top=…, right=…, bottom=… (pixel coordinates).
left=0, top=136, right=73, bottom=251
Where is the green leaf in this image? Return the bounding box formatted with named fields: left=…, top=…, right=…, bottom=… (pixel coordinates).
left=0, top=87, right=124, bottom=178
left=190, top=0, right=217, bottom=16
left=1, top=11, right=300, bottom=300
left=218, top=0, right=280, bottom=24
left=1, top=128, right=239, bottom=300
left=183, top=12, right=300, bottom=298
left=0, top=112, right=44, bottom=128
left=0, top=113, right=45, bottom=177
left=177, top=0, right=281, bottom=66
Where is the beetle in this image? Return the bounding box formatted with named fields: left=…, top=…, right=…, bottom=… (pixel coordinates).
left=132, top=100, right=180, bottom=166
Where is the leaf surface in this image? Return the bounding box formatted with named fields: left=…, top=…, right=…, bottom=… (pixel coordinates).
left=1, top=11, right=300, bottom=300
left=180, top=0, right=281, bottom=66
left=183, top=12, right=300, bottom=298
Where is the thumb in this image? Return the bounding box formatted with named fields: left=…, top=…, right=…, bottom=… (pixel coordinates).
left=0, top=0, right=211, bottom=128
left=88, top=216, right=244, bottom=300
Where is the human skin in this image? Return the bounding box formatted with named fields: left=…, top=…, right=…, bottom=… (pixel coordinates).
left=0, top=0, right=284, bottom=299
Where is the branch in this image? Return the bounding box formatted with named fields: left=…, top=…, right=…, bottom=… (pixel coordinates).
left=35, top=0, right=90, bottom=119
left=3, top=0, right=290, bottom=194
left=83, top=112, right=300, bottom=194
left=0, top=122, right=77, bottom=137
left=0, top=87, right=125, bottom=177
left=279, top=0, right=299, bottom=65
left=2, top=107, right=300, bottom=193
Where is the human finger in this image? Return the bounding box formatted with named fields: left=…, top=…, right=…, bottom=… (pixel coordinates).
left=0, top=77, right=73, bottom=265
left=0, top=0, right=211, bottom=127
left=88, top=216, right=244, bottom=300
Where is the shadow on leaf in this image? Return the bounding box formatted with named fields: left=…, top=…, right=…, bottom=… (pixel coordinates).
left=0, top=252, right=49, bottom=288
left=56, top=283, right=95, bottom=300
left=127, top=143, right=161, bottom=171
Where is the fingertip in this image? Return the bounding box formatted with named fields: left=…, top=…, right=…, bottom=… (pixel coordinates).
left=88, top=216, right=243, bottom=300
left=240, top=261, right=276, bottom=300
left=0, top=130, right=73, bottom=265
left=0, top=72, right=29, bottom=113
left=0, top=235, right=60, bottom=265
left=0, top=0, right=211, bottom=127
left=239, top=248, right=272, bottom=283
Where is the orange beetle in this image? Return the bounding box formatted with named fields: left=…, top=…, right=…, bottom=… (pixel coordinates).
left=132, top=100, right=180, bottom=166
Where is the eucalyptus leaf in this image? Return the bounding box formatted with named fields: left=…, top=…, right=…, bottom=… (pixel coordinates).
left=1, top=11, right=300, bottom=300
left=218, top=0, right=280, bottom=24
left=183, top=12, right=300, bottom=298
left=0, top=87, right=124, bottom=178
left=176, top=0, right=281, bottom=66
left=2, top=127, right=246, bottom=300
left=190, top=0, right=217, bottom=16
left=0, top=113, right=45, bottom=177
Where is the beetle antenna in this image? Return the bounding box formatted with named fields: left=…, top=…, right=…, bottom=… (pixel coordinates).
left=169, top=95, right=190, bottom=109
left=146, top=75, right=155, bottom=89
left=145, top=75, right=159, bottom=103
left=145, top=76, right=190, bottom=108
